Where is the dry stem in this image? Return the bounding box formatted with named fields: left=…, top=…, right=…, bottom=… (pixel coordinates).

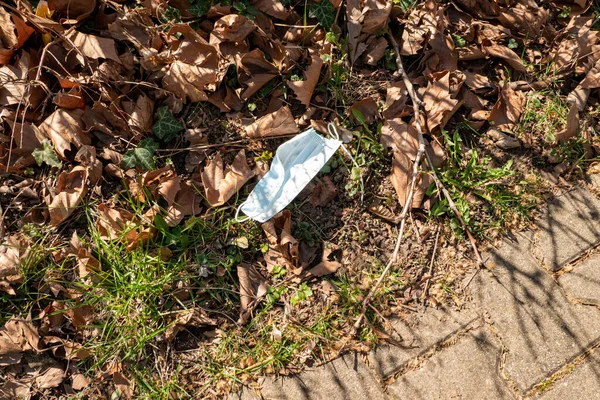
left=352, top=30, right=485, bottom=336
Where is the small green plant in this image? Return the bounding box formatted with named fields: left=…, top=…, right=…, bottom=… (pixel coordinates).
left=32, top=139, right=62, bottom=168
left=452, top=34, right=466, bottom=48
left=122, top=138, right=159, bottom=171
left=294, top=221, right=320, bottom=247
left=160, top=6, right=182, bottom=23
left=290, top=283, right=313, bottom=305
left=309, top=0, right=335, bottom=29
left=271, top=264, right=287, bottom=279
left=559, top=6, right=571, bottom=18
left=153, top=106, right=184, bottom=142
left=508, top=38, right=518, bottom=49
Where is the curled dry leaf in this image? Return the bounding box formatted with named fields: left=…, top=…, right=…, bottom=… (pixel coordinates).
left=49, top=0, right=96, bottom=21
left=482, top=41, right=526, bottom=72
left=46, top=166, right=88, bottom=226
left=38, top=108, right=90, bottom=159
left=0, top=317, right=40, bottom=356
left=125, top=94, right=154, bottom=133
left=0, top=122, right=43, bottom=170
left=251, top=0, right=288, bottom=19
left=236, top=49, right=279, bottom=100
left=556, top=103, right=579, bottom=143
left=71, top=373, right=90, bottom=391
left=390, top=149, right=434, bottom=209
left=488, top=84, right=525, bottom=147
left=349, top=97, right=379, bottom=124
left=163, top=27, right=218, bottom=102
left=423, top=70, right=462, bottom=132
left=245, top=105, right=299, bottom=139
left=65, top=31, right=121, bottom=63
left=237, top=263, right=268, bottom=324
left=309, top=176, right=338, bottom=207
left=69, top=232, right=101, bottom=279
left=165, top=308, right=217, bottom=341
left=304, top=244, right=341, bottom=278
left=287, top=54, right=323, bottom=107
left=96, top=203, right=145, bottom=244
left=212, top=14, right=256, bottom=42
left=54, top=85, right=85, bottom=110
left=201, top=150, right=255, bottom=206
left=36, top=366, right=65, bottom=389
left=0, top=235, right=29, bottom=293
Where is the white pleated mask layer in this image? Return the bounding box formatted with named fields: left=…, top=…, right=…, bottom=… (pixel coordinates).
left=236, top=127, right=342, bottom=223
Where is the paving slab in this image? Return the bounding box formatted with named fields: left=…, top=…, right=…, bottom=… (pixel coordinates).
left=387, top=328, right=514, bottom=399
left=558, top=253, right=600, bottom=305
left=240, top=352, right=385, bottom=400
left=537, top=350, right=600, bottom=400
left=368, top=307, right=482, bottom=378
left=533, top=188, right=600, bottom=271
left=471, top=232, right=600, bottom=393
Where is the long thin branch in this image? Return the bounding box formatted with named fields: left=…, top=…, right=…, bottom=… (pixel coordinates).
left=352, top=30, right=485, bottom=336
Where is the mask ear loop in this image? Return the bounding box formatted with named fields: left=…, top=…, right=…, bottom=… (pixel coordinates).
left=234, top=201, right=251, bottom=223
left=328, top=123, right=365, bottom=206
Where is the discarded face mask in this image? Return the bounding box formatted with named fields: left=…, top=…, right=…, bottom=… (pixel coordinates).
left=236, top=124, right=361, bottom=223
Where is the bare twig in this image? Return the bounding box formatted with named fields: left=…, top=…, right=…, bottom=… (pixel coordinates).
left=422, top=226, right=441, bottom=300
left=352, top=31, right=427, bottom=336
left=353, top=30, right=486, bottom=336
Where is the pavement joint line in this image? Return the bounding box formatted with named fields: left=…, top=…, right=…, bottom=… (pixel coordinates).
left=552, top=242, right=600, bottom=278
left=526, top=340, right=600, bottom=398
left=382, top=315, right=485, bottom=385
left=486, top=320, right=525, bottom=399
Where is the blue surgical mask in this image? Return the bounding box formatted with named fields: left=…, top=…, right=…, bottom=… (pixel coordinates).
left=236, top=127, right=343, bottom=223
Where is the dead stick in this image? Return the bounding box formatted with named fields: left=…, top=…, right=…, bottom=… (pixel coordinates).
left=352, top=31, right=428, bottom=336
left=422, top=225, right=441, bottom=300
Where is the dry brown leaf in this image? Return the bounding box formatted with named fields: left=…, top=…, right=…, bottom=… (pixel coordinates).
left=287, top=54, right=323, bottom=107
left=245, top=106, right=299, bottom=139
left=304, top=244, right=341, bottom=278
left=125, top=94, right=154, bottom=133
left=71, top=373, right=90, bottom=391
left=482, top=42, right=526, bottom=72
left=0, top=235, right=29, bottom=289
left=46, top=166, right=88, bottom=226
left=69, top=232, right=101, bottom=279
left=237, top=263, right=268, bottom=324
left=0, top=10, right=34, bottom=50
left=488, top=84, right=525, bottom=135
left=0, top=317, right=40, bottom=355
left=113, top=371, right=133, bottom=399
left=309, top=176, right=338, bottom=207
left=0, top=381, right=30, bottom=398
left=347, top=0, right=362, bottom=64
left=54, top=85, right=85, bottom=110
left=390, top=150, right=433, bottom=209
left=65, top=31, right=120, bottom=63
left=423, top=71, right=461, bottom=132
left=251, top=0, right=288, bottom=19
left=1, top=121, right=43, bottom=170
left=236, top=49, right=279, bottom=100
left=96, top=203, right=143, bottom=244
left=163, top=28, right=218, bottom=102
left=0, top=53, right=30, bottom=106
left=551, top=0, right=591, bottom=15
left=400, top=0, right=438, bottom=56
left=38, top=108, right=90, bottom=159
left=556, top=103, right=579, bottom=143
left=201, top=150, right=255, bottom=207
left=363, top=36, right=388, bottom=66
left=165, top=308, right=217, bottom=340
left=380, top=119, right=419, bottom=158
left=349, top=97, right=379, bottom=124
left=362, top=0, right=392, bottom=34
left=49, top=0, right=96, bottom=21
left=36, top=366, right=64, bottom=389
left=165, top=181, right=203, bottom=226
left=212, top=14, right=256, bottom=42
left=498, top=2, right=551, bottom=38
left=262, top=210, right=299, bottom=268
left=452, top=0, right=499, bottom=19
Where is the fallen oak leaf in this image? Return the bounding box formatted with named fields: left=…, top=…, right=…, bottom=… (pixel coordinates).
left=46, top=166, right=88, bottom=226
left=38, top=108, right=90, bottom=159
left=482, top=41, right=526, bottom=72
left=237, top=263, right=268, bottom=324
left=201, top=150, right=255, bottom=207
left=212, top=14, right=255, bottom=42
left=65, top=31, right=120, bottom=63
left=236, top=49, right=279, bottom=100
left=245, top=106, right=299, bottom=139
left=309, top=176, right=338, bottom=207
left=35, top=366, right=64, bottom=389
left=287, top=54, right=323, bottom=107
left=164, top=308, right=217, bottom=341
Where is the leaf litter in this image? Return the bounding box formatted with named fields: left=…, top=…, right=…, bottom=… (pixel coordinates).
left=0, top=0, right=598, bottom=396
